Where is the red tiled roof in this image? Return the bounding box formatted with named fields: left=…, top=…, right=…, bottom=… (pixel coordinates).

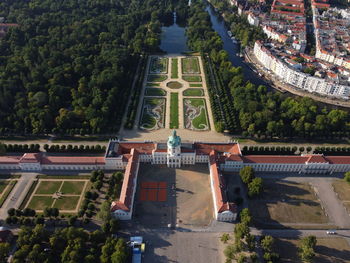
left=118, top=142, right=156, bottom=155
left=111, top=148, right=139, bottom=212
left=325, top=156, right=350, bottom=164
left=243, top=155, right=308, bottom=164
left=305, top=155, right=328, bottom=163
left=195, top=143, right=241, bottom=155
left=19, top=153, right=42, bottom=163
left=209, top=151, right=236, bottom=214
left=41, top=156, right=105, bottom=165
left=0, top=156, right=21, bottom=164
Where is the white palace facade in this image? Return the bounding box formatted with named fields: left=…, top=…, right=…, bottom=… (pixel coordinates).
left=1, top=131, right=350, bottom=222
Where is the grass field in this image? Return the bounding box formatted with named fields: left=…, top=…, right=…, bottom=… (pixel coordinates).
left=184, top=98, right=209, bottom=130
left=250, top=180, right=327, bottom=225
left=183, top=75, right=202, bottom=82
left=145, top=88, right=166, bottom=96
left=146, top=82, right=160, bottom=87
left=27, top=196, right=54, bottom=210
left=37, top=175, right=90, bottom=179
left=147, top=74, right=167, bottom=82
left=53, top=196, right=80, bottom=210
left=61, top=181, right=85, bottom=195
left=0, top=180, right=10, bottom=194
left=140, top=98, right=165, bottom=130
left=35, top=181, right=62, bottom=194
left=166, top=81, right=183, bottom=89
left=274, top=238, right=350, bottom=263
left=171, top=58, right=178, bottom=79
left=183, top=88, right=204, bottom=96
left=181, top=57, right=200, bottom=74
left=189, top=83, right=203, bottom=87
left=149, top=57, right=168, bottom=74
left=170, top=93, right=179, bottom=129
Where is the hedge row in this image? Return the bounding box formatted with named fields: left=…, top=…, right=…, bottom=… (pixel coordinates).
left=314, top=146, right=350, bottom=156
left=44, top=144, right=106, bottom=153
left=242, top=146, right=298, bottom=155
left=124, top=55, right=148, bottom=129
left=5, top=144, right=40, bottom=153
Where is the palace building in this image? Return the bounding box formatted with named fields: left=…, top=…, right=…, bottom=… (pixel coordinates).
left=1, top=131, right=350, bottom=222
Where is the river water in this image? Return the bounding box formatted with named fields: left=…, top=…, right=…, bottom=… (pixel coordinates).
left=160, top=5, right=268, bottom=87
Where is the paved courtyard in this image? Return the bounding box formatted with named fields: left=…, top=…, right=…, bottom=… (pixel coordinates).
left=133, top=164, right=213, bottom=229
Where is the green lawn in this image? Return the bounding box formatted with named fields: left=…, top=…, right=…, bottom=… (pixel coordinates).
left=27, top=196, right=54, bottom=210
left=60, top=181, right=85, bottom=195
left=183, top=88, right=204, bottom=96
left=183, top=75, right=202, bottom=82
left=140, top=98, right=165, bottom=129
left=189, top=83, right=203, bottom=87
left=146, top=82, right=160, bottom=86
left=166, top=81, right=183, bottom=89
left=170, top=93, right=179, bottom=129
left=171, top=58, right=178, bottom=79
left=35, top=181, right=62, bottom=194
left=188, top=98, right=205, bottom=107
left=53, top=196, right=80, bottom=210
left=149, top=57, right=168, bottom=74
left=0, top=180, right=9, bottom=194
left=184, top=98, right=209, bottom=130
left=145, top=88, right=166, bottom=96
left=147, top=74, right=167, bottom=82
left=182, top=57, right=200, bottom=74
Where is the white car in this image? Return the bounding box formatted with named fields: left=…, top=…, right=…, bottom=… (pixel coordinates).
left=326, top=230, right=336, bottom=235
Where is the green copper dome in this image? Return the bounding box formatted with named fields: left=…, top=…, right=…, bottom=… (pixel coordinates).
left=167, top=130, right=181, bottom=148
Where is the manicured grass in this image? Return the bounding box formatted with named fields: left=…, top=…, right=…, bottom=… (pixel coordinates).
left=0, top=180, right=10, bottom=194
left=183, top=88, right=204, bottom=96
left=170, top=93, right=179, bottom=129
left=332, top=179, right=350, bottom=201
left=184, top=98, right=209, bottom=130
left=145, top=88, right=166, bottom=96
left=189, top=83, right=203, bottom=87
left=166, top=81, right=183, bottom=89
left=27, top=196, right=54, bottom=210
left=0, top=180, right=17, bottom=208
left=53, top=196, right=80, bottom=210
left=149, top=57, right=168, bottom=74
left=140, top=98, right=165, bottom=129
left=171, top=58, right=178, bottom=79
left=182, top=75, right=202, bottom=82
left=60, top=181, right=85, bottom=195
left=146, top=82, right=160, bottom=86
left=35, top=181, right=62, bottom=195
left=147, top=74, right=167, bottom=82
left=192, top=108, right=208, bottom=129
left=181, top=57, right=200, bottom=74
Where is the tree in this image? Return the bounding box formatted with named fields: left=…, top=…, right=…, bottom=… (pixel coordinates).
left=299, top=236, right=317, bottom=263
left=261, top=235, right=274, bottom=253
left=248, top=177, right=263, bottom=198
left=239, top=166, right=255, bottom=184
left=98, top=200, right=111, bottom=221
left=0, top=243, right=10, bottom=263
left=240, top=208, right=252, bottom=225
left=344, top=171, right=350, bottom=184
left=220, top=233, right=230, bottom=243
left=111, top=238, right=128, bottom=263
left=7, top=208, right=15, bottom=217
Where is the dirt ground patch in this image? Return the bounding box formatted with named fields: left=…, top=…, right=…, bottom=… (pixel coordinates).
left=60, top=181, right=85, bottom=195
left=53, top=196, right=80, bottom=210
left=274, top=237, right=350, bottom=263
left=134, top=164, right=213, bottom=228
left=250, top=179, right=328, bottom=225
left=35, top=181, right=62, bottom=194
left=333, top=179, right=350, bottom=201
left=27, top=196, right=54, bottom=210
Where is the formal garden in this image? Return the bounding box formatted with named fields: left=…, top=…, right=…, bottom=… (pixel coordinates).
left=147, top=74, right=167, bottom=82
left=145, top=88, right=166, bottom=96
left=183, top=88, right=204, bottom=96
left=182, top=75, right=202, bottom=82
left=149, top=57, right=168, bottom=74
left=182, top=57, right=201, bottom=74
left=170, top=93, right=179, bottom=129
left=184, top=98, right=209, bottom=130
left=139, top=98, right=166, bottom=130
left=24, top=179, right=88, bottom=212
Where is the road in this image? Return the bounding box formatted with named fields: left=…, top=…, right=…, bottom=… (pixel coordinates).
left=0, top=173, right=37, bottom=220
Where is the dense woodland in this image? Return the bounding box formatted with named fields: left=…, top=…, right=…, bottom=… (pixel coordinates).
left=187, top=0, right=350, bottom=139
left=0, top=0, right=180, bottom=135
